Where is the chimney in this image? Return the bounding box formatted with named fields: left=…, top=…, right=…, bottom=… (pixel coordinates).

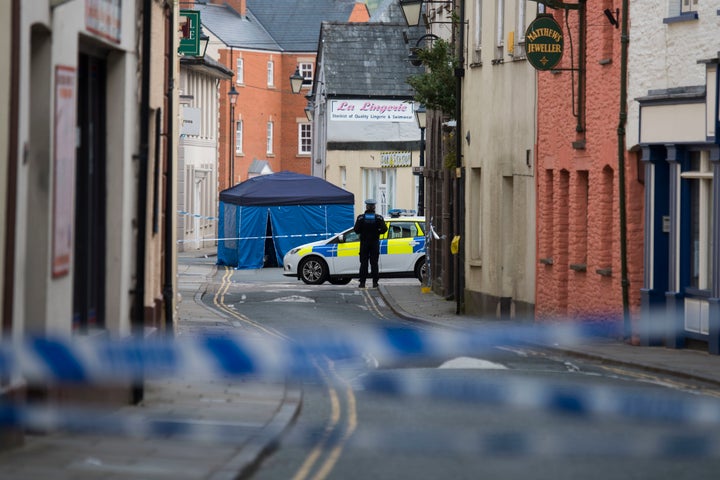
left=222, top=0, right=246, bottom=16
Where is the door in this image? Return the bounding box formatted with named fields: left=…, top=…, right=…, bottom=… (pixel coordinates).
left=73, top=53, right=107, bottom=332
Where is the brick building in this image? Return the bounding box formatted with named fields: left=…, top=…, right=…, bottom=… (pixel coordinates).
left=535, top=3, right=644, bottom=331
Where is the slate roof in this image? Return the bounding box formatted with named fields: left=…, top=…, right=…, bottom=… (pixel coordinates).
left=195, top=2, right=280, bottom=51
left=318, top=22, right=424, bottom=99
left=246, top=0, right=364, bottom=52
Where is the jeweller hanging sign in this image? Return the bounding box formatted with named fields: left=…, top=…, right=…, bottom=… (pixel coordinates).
left=525, top=15, right=564, bottom=71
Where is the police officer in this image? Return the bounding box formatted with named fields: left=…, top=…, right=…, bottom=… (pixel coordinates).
left=354, top=199, right=388, bottom=288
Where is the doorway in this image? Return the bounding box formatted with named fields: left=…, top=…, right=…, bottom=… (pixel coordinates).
left=73, top=53, right=107, bottom=332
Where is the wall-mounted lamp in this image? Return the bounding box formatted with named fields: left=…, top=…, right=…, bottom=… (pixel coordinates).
left=304, top=101, right=314, bottom=122
left=409, top=33, right=440, bottom=66
left=290, top=67, right=304, bottom=94
left=400, top=0, right=453, bottom=27
left=199, top=26, right=210, bottom=58
left=400, top=0, right=423, bottom=26
left=604, top=8, right=619, bottom=28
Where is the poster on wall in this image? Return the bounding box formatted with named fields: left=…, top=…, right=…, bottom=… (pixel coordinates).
left=86, top=0, right=122, bottom=44
left=52, top=66, right=77, bottom=278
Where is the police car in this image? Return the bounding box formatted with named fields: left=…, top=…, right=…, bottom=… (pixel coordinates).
left=283, top=217, right=427, bottom=285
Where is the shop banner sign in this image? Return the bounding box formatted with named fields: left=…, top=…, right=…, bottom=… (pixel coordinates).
left=330, top=100, right=414, bottom=122
left=179, top=10, right=200, bottom=56
left=525, top=15, right=564, bottom=71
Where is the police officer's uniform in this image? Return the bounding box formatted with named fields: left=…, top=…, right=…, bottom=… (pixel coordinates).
left=353, top=199, right=388, bottom=288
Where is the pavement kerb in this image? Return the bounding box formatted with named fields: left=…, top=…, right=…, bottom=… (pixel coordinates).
left=178, top=253, right=304, bottom=480
left=377, top=285, right=720, bottom=390
left=213, top=385, right=303, bottom=480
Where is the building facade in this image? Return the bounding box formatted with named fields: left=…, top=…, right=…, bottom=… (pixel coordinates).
left=1, top=0, right=179, bottom=445
left=535, top=2, right=644, bottom=328
left=628, top=1, right=720, bottom=353
left=461, top=0, right=538, bottom=318
left=311, top=22, right=424, bottom=217
left=195, top=0, right=368, bottom=191
left=178, top=56, right=232, bottom=252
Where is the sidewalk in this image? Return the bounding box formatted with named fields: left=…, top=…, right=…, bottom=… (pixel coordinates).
left=379, top=283, right=720, bottom=388
left=0, top=249, right=302, bottom=480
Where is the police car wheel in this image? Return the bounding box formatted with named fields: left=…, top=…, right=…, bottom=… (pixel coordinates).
left=415, top=258, right=427, bottom=282
left=328, top=277, right=352, bottom=285
left=299, top=257, right=329, bottom=285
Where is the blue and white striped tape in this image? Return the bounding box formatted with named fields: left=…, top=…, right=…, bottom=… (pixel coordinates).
left=3, top=325, right=720, bottom=429
left=177, top=210, right=218, bottom=221
left=4, top=402, right=720, bottom=457
left=2, top=325, right=597, bottom=383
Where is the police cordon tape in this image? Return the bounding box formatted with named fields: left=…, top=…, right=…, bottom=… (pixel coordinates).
left=4, top=402, right=720, bottom=457
left=1, top=324, right=602, bottom=384
left=5, top=324, right=720, bottom=428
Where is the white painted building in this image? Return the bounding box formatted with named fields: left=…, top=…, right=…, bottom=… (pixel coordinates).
left=461, top=0, right=538, bottom=317
left=178, top=56, right=232, bottom=251
left=1, top=0, right=179, bottom=429
left=628, top=1, right=720, bottom=353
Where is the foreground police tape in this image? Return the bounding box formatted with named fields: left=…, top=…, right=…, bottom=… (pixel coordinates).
left=0, top=324, right=604, bottom=383
left=5, top=325, right=720, bottom=426
left=4, top=402, right=720, bottom=457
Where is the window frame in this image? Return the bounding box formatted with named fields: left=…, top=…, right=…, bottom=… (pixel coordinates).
left=298, top=123, right=311, bottom=155
left=236, top=58, right=244, bottom=85
left=266, top=121, right=274, bottom=154
left=267, top=60, right=274, bottom=87
left=235, top=120, right=243, bottom=154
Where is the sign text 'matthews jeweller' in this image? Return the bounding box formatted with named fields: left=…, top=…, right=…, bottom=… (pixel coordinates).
left=525, top=15, right=564, bottom=71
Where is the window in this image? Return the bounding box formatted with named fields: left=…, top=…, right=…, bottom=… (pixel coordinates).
left=681, top=0, right=698, bottom=14
left=267, top=60, right=274, bottom=87
left=299, top=62, right=313, bottom=86
left=496, top=0, right=505, bottom=57
left=299, top=123, right=311, bottom=155
left=473, top=0, right=482, bottom=63
left=235, top=120, right=243, bottom=154
left=515, top=0, right=526, bottom=57
left=388, top=222, right=418, bottom=239
left=340, top=166, right=347, bottom=189
left=266, top=121, right=274, bottom=154
left=362, top=168, right=396, bottom=217
left=236, top=58, right=244, bottom=84
left=681, top=151, right=713, bottom=290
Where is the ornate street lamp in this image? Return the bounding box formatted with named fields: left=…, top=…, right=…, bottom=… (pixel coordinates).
left=290, top=67, right=304, bottom=94
left=415, top=104, right=426, bottom=217
left=228, top=84, right=238, bottom=187
left=399, top=0, right=423, bottom=27
left=198, top=27, right=209, bottom=58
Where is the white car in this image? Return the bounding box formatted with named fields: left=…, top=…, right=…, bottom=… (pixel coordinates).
left=283, top=217, right=427, bottom=285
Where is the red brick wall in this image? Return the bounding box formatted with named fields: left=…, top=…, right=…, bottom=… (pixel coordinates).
left=535, top=5, right=644, bottom=331
left=218, top=49, right=313, bottom=189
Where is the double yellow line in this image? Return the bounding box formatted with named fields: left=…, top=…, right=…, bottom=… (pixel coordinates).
left=212, top=266, right=358, bottom=480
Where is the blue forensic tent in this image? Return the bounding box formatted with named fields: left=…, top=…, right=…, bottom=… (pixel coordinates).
left=217, top=171, right=355, bottom=269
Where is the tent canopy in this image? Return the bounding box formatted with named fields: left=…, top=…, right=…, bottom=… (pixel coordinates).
left=220, top=170, right=354, bottom=206
left=217, top=172, right=355, bottom=269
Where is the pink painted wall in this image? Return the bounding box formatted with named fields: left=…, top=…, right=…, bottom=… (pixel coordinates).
left=535, top=5, right=644, bottom=335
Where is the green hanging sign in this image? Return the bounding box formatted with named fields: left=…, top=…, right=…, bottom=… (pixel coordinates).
left=525, top=15, right=564, bottom=71
left=178, top=10, right=200, bottom=56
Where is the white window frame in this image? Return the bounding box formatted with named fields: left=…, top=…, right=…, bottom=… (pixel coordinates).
left=496, top=0, right=505, bottom=50
left=362, top=168, right=396, bottom=217
left=515, top=0, right=526, bottom=56
left=267, top=60, right=274, bottom=87
left=473, top=0, right=482, bottom=53
left=298, top=123, right=311, bottom=155
left=266, top=121, right=274, bottom=154
left=680, top=150, right=713, bottom=291
left=235, top=120, right=243, bottom=154
left=299, top=62, right=313, bottom=86
left=236, top=58, right=244, bottom=84
left=680, top=0, right=698, bottom=14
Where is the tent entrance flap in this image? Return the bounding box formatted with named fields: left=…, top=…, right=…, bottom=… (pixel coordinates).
left=264, top=213, right=278, bottom=268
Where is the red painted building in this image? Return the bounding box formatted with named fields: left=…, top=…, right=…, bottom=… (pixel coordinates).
left=535, top=3, right=643, bottom=335
left=197, top=0, right=368, bottom=191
